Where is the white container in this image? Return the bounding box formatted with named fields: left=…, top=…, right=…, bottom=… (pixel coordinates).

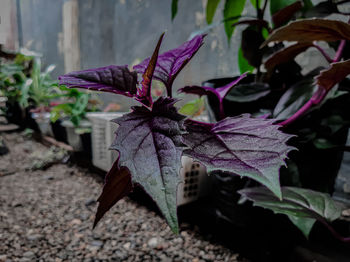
left=87, top=112, right=211, bottom=206
left=86, top=112, right=123, bottom=171
left=32, top=112, right=53, bottom=137
left=61, top=119, right=91, bottom=151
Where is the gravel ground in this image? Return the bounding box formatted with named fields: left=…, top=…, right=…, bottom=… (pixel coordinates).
left=0, top=133, right=246, bottom=262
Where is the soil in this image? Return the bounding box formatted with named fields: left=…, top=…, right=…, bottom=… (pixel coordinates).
left=0, top=132, right=247, bottom=262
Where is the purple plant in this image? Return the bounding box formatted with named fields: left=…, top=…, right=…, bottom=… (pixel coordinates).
left=59, top=34, right=295, bottom=233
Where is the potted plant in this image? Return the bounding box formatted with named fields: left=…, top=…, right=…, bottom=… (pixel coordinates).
left=0, top=51, right=38, bottom=130
left=50, top=86, right=100, bottom=153
left=20, top=57, right=60, bottom=136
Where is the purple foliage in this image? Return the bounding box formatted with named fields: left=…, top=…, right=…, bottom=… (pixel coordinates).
left=58, top=65, right=138, bottom=97
left=109, top=97, right=186, bottom=233
left=183, top=115, right=295, bottom=198
left=133, top=35, right=205, bottom=96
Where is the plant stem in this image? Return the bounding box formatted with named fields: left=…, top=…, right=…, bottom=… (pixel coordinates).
left=319, top=219, right=350, bottom=245
left=218, top=98, right=225, bottom=120
left=280, top=88, right=327, bottom=127
left=333, top=40, right=346, bottom=62
left=312, top=42, right=333, bottom=63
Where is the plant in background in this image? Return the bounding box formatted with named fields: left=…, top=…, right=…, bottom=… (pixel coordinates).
left=172, top=0, right=350, bottom=241
left=59, top=34, right=295, bottom=234
left=50, top=86, right=99, bottom=129
left=20, top=57, right=59, bottom=111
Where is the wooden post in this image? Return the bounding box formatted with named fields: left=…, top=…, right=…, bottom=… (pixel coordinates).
left=0, top=0, right=19, bottom=50
left=62, top=0, right=81, bottom=73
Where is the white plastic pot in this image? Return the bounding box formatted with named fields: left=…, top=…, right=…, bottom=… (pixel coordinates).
left=32, top=112, right=53, bottom=136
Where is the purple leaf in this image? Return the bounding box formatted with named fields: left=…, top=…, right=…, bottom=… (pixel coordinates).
left=179, top=74, right=246, bottom=101
left=133, top=35, right=205, bottom=96
left=58, top=65, right=138, bottom=97
left=183, top=115, right=295, bottom=198
left=179, top=74, right=246, bottom=119
left=138, top=33, right=165, bottom=106
left=110, top=97, right=186, bottom=233
left=93, top=159, right=133, bottom=228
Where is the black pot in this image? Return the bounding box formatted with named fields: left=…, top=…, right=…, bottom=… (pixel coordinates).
left=5, top=101, right=39, bottom=131
left=50, top=119, right=68, bottom=143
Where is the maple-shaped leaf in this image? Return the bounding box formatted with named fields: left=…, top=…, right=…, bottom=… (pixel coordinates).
left=110, top=97, right=186, bottom=233
left=133, top=35, right=205, bottom=96
left=137, top=33, right=165, bottom=106
left=58, top=65, right=138, bottom=97
left=262, top=18, right=350, bottom=47
left=183, top=115, right=295, bottom=198
left=93, top=159, right=133, bottom=228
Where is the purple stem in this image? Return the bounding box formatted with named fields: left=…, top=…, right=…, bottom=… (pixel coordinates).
left=333, top=40, right=346, bottom=62
left=281, top=39, right=346, bottom=127
left=319, top=219, right=350, bottom=245
left=218, top=98, right=225, bottom=120
left=280, top=88, right=327, bottom=127
left=312, top=42, right=333, bottom=63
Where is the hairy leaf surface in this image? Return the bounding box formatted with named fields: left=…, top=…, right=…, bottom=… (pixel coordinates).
left=133, top=35, right=205, bottom=95
left=263, top=19, right=350, bottom=46
left=94, top=159, right=132, bottom=228
left=58, top=65, right=138, bottom=97
left=183, top=115, right=295, bottom=198
left=110, top=97, right=185, bottom=233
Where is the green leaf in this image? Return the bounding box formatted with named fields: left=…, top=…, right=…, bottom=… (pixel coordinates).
left=287, top=215, right=316, bottom=238
left=225, top=82, right=270, bottom=102
left=206, top=0, right=221, bottom=24
left=313, top=138, right=337, bottom=150
left=238, top=47, right=254, bottom=74
left=179, top=97, right=205, bottom=116
left=239, top=186, right=342, bottom=222
left=223, top=0, right=246, bottom=43
left=270, top=0, right=297, bottom=15
left=249, top=0, right=261, bottom=9
left=171, top=0, right=178, bottom=21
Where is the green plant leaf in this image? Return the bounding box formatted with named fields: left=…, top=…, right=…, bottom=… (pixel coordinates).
left=238, top=46, right=255, bottom=74
left=206, top=0, right=221, bottom=24
left=225, top=82, right=270, bottom=102
left=270, top=0, right=297, bottom=15
left=179, top=97, right=205, bottom=116
left=239, top=186, right=342, bottom=236
left=223, top=0, right=246, bottom=43
left=287, top=215, right=316, bottom=239
left=171, top=0, right=178, bottom=21
left=249, top=0, right=262, bottom=8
